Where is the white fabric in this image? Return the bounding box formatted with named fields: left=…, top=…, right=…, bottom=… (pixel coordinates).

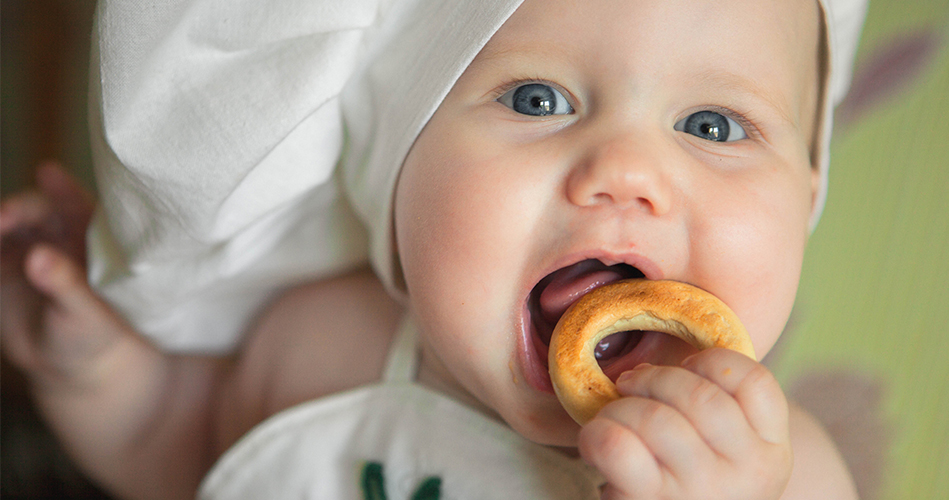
left=198, top=318, right=604, bottom=499
left=810, top=0, right=869, bottom=230
left=87, top=0, right=522, bottom=352
left=87, top=0, right=867, bottom=353
left=87, top=0, right=382, bottom=351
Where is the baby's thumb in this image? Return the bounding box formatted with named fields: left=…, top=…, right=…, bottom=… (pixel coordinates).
left=25, top=244, right=95, bottom=316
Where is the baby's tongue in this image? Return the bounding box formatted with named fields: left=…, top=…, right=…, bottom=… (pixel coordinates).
left=539, top=261, right=627, bottom=328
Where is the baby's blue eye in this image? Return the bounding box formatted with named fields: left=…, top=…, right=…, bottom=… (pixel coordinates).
left=498, top=83, right=573, bottom=116
left=674, top=110, right=747, bottom=142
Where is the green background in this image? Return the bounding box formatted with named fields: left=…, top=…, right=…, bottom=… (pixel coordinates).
left=770, top=0, right=949, bottom=498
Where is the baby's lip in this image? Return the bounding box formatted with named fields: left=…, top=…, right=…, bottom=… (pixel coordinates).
left=520, top=258, right=645, bottom=392
left=530, top=259, right=644, bottom=346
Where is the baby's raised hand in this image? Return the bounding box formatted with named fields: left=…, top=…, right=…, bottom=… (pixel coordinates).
left=0, top=162, right=92, bottom=265
left=579, top=349, right=792, bottom=500
left=1, top=162, right=136, bottom=385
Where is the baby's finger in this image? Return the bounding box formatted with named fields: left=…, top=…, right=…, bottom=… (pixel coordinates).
left=35, top=162, right=95, bottom=224
left=681, top=348, right=789, bottom=445
left=24, top=244, right=131, bottom=372
left=594, top=394, right=716, bottom=483
left=579, top=416, right=663, bottom=498
left=25, top=244, right=95, bottom=318
left=616, top=363, right=755, bottom=457
left=0, top=192, right=53, bottom=236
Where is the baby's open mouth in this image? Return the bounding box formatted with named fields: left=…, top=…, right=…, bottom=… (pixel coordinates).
left=528, top=259, right=646, bottom=375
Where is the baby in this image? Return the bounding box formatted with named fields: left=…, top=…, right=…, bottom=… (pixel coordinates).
left=1, top=0, right=866, bottom=498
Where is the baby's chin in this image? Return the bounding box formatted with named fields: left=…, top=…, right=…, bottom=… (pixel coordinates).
left=416, top=330, right=580, bottom=448
left=493, top=396, right=583, bottom=449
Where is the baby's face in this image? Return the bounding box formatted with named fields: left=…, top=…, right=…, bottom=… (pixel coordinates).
left=395, top=0, right=821, bottom=446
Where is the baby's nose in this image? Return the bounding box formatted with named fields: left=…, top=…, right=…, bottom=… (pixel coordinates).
left=565, top=132, right=674, bottom=216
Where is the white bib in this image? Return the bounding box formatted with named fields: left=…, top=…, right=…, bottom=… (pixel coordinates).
left=199, top=318, right=603, bottom=499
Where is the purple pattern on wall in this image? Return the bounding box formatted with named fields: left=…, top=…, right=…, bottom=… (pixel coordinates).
left=836, top=29, right=944, bottom=128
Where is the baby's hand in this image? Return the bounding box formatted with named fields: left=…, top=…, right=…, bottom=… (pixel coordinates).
left=1, top=162, right=132, bottom=385
left=579, top=349, right=792, bottom=500
left=0, top=162, right=92, bottom=266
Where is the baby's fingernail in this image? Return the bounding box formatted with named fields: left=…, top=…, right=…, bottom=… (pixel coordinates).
left=617, top=363, right=651, bottom=385
left=681, top=354, right=698, bottom=367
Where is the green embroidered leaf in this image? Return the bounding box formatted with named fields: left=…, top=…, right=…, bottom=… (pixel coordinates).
left=361, top=461, right=442, bottom=500
left=361, top=462, right=388, bottom=500
left=411, top=476, right=442, bottom=500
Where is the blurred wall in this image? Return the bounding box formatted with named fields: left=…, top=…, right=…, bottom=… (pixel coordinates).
left=1, top=0, right=97, bottom=196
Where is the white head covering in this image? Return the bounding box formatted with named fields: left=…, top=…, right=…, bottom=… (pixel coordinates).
left=338, top=0, right=524, bottom=297
left=88, top=0, right=867, bottom=352
left=88, top=0, right=522, bottom=351
left=811, top=0, right=870, bottom=230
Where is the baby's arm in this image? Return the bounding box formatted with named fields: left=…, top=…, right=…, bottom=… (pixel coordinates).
left=579, top=349, right=856, bottom=499
left=214, top=266, right=402, bottom=447
left=1, top=165, right=224, bottom=499
left=782, top=403, right=859, bottom=499
left=1, top=163, right=402, bottom=500
left=14, top=248, right=222, bottom=500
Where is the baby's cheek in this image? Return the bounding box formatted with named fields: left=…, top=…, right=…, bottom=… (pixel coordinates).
left=398, top=196, right=500, bottom=327
left=690, top=217, right=806, bottom=357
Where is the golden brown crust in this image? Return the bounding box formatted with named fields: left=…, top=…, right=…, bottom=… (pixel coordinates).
left=549, top=279, right=756, bottom=425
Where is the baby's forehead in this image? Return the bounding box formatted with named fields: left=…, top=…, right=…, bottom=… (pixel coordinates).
left=470, top=0, right=821, bottom=124
left=485, top=0, right=820, bottom=71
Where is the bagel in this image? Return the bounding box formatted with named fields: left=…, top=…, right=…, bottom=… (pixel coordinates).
left=548, top=279, right=756, bottom=425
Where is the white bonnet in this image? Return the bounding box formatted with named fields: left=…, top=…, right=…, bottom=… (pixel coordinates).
left=338, top=0, right=524, bottom=297
left=89, top=0, right=867, bottom=351
left=810, top=0, right=870, bottom=230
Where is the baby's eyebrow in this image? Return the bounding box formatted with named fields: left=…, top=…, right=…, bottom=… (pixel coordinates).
left=690, top=69, right=797, bottom=126
left=474, top=43, right=519, bottom=65
left=470, top=42, right=550, bottom=73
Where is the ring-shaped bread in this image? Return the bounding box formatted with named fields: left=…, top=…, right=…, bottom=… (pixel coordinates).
left=548, top=279, right=756, bottom=425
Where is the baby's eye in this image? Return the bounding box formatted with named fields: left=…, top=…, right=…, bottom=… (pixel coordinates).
left=674, top=110, right=747, bottom=142
left=498, top=83, right=573, bottom=116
